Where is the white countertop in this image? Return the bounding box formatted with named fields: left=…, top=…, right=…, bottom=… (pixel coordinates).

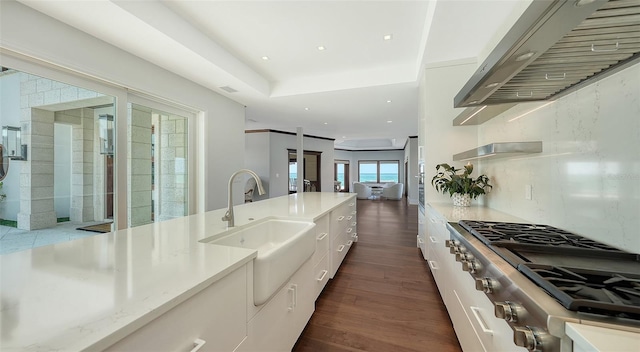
left=0, top=192, right=355, bottom=351
left=566, top=322, right=640, bottom=352
left=427, top=201, right=527, bottom=223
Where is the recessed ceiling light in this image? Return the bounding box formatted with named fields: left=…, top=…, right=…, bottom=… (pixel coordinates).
left=342, top=136, right=346, bottom=138
left=261, top=56, right=269, bottom=60
left=317, top=46, right=326, bottom=51
left=383, top=34, right=393, bottom=41
left=386, top=100, right=392, bottom=103
left=324, top=122, right=328, bottom=125
left=304, top=107, right=310, bottom=111
left=387, top=120, right=393, bottom=123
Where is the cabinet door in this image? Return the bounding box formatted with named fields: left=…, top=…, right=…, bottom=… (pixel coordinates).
left=239, top=259, right=314, bottom=352
left=418, top=209, right=427, bottom=260
left=105, top=267, right=247, bottom=352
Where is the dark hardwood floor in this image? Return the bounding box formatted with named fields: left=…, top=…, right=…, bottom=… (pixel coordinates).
left=293, top=198, right=462, bottom=352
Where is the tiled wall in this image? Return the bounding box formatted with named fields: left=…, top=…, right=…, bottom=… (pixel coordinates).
left=478, top=63, right=640, bottom=253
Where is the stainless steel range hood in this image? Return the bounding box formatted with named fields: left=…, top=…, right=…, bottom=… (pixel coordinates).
left=455, top=0, right=640, bottom=108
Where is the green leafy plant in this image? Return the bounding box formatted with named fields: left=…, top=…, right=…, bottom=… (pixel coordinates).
left=431, top=163, right=492, bottom=199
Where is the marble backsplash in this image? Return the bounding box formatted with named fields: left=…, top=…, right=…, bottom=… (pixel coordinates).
left=478, top=63, right=640, bottom=254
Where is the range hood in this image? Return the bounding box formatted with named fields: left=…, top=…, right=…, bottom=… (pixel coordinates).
left=453, top=142, right=543, bottom=161
left=455, top=0, right=640, bottom=108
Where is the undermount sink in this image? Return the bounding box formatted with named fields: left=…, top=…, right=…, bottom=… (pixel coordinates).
left=201, top=217, right=316, bottom=305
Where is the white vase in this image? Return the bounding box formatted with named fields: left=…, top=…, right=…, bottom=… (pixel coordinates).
left=452, top=193, right=471, bottom=207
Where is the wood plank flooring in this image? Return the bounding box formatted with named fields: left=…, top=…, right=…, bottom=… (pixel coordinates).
left=293, top=198, right=462, bottom=352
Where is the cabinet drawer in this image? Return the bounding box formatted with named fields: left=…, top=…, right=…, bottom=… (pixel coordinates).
left=106, top=267, right=247, bottom=352
left=313, top=253, right=330, bottom=300
left=312, top=228, right=330, bottom=266
left=330, top=235, right=350, bottom=278
left=451, top=289, right=488, bottom=352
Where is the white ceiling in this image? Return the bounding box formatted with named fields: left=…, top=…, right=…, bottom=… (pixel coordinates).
left=17, top=0, right=521, bottom=150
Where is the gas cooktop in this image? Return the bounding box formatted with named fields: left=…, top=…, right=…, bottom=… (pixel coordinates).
left=457, top=219, right=640, bottom=320
left=458, top=220, right=638, bottom=262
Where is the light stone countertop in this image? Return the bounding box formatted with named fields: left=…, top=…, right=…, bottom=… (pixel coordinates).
left=566, top=323, right=640, bottom=352
left=0, top=192, right=356, bottom=352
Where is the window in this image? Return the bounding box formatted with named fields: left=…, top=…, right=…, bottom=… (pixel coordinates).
left=358, top=161, right=399, bottom=183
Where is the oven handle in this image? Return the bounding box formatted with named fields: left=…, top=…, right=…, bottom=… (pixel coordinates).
left=470, top=306, right=493, bottom=335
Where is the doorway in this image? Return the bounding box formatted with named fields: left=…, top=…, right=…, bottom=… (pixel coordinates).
left=288, top=150, right=322, bottom=193
left=334, top=160, right=349, bottom=192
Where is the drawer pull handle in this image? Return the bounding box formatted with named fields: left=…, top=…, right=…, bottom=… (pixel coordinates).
left=317, top=232, right=328, bottom=241
left=352, top=233, right=357, bottom=239
left=351, top=222, right=357, bottom=226
left=470, top=306, right=493, bottom=335
left=428, top=260, right=438, bottom=270
left=347, top=228, right=353, bottom=233
left=317, top=270, right=328, bottom=282
left=337, top=216, right=345, bottom=221
left=429, top=218, right=436, bottom=223
left=418, top=237, right=424, bottom=244
left=429, top=236, right=437, bottom=244
left=346, top=240, right=353, bottom=246
left=288, top=284, right=297, bottom=311
left=337, top=245, right=345, bottom=252
left=591, top=42, right=619, bottom=53
left=351, top=211, right=357, bottom=215
left=347, top=215, right=353, bottom=220
left=190, top=339, right=206, bottom=352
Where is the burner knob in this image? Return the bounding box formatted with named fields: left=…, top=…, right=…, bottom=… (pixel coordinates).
left=444, top=239, right=459, bottom=248
left=455, top=252, right=473, bottom=262
left=513, top=326, right=546, bottom=351
left=475, top=277, right=494, bottom=293
left=449, top=244, right=466, bottom=255
left=494, top=301, right=519, bottom=323
left=462, top=259, right=481, bottom=274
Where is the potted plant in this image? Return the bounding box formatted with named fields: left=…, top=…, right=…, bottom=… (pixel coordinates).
left=431, top=163, right=492, bottom=206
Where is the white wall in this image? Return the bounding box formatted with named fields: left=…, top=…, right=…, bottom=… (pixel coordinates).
left=245, top=132, right=271, bottom=202
left=245, top=131, right=335, bottom=199
left=478, top=63, right=640, bottom=254
left=405, top=137, right=419, bottom=204
left=53, top=123, right=71, bottom=218
left=269, top=132, right=335, bottom=198
left=422, top=59, right=479, bottom=204
left=0, top=1, right=245, bottom=219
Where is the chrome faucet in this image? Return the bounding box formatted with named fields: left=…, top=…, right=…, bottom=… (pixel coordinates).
left=222, top=169, right=265, bottom=227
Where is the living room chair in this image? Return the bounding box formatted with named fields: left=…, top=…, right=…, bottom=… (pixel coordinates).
left=353, top=182, right=372, bottom=200
left=382, top=183, right=404, bottom=200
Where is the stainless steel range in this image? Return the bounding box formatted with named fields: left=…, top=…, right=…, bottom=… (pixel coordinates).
left=446, top=220, right=640, bottom=352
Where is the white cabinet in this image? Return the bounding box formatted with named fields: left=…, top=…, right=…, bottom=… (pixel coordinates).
left=329, top=199, right=357, bottom=278
left=417, top=208, right=427, bottom=260
left=105, top=266, right=247, bottom=352
left=425, top=204, right=525, bottom=352
left=237, top=258, right=315, bottom=352
left=312, top=214, right=331, bottom=299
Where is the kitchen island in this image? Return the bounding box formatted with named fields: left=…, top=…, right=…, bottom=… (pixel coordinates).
left=0, top=192, right=356, bottom=351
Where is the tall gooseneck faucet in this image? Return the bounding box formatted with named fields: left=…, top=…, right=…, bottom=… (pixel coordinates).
left=222, top=169, right=265, bottom=227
